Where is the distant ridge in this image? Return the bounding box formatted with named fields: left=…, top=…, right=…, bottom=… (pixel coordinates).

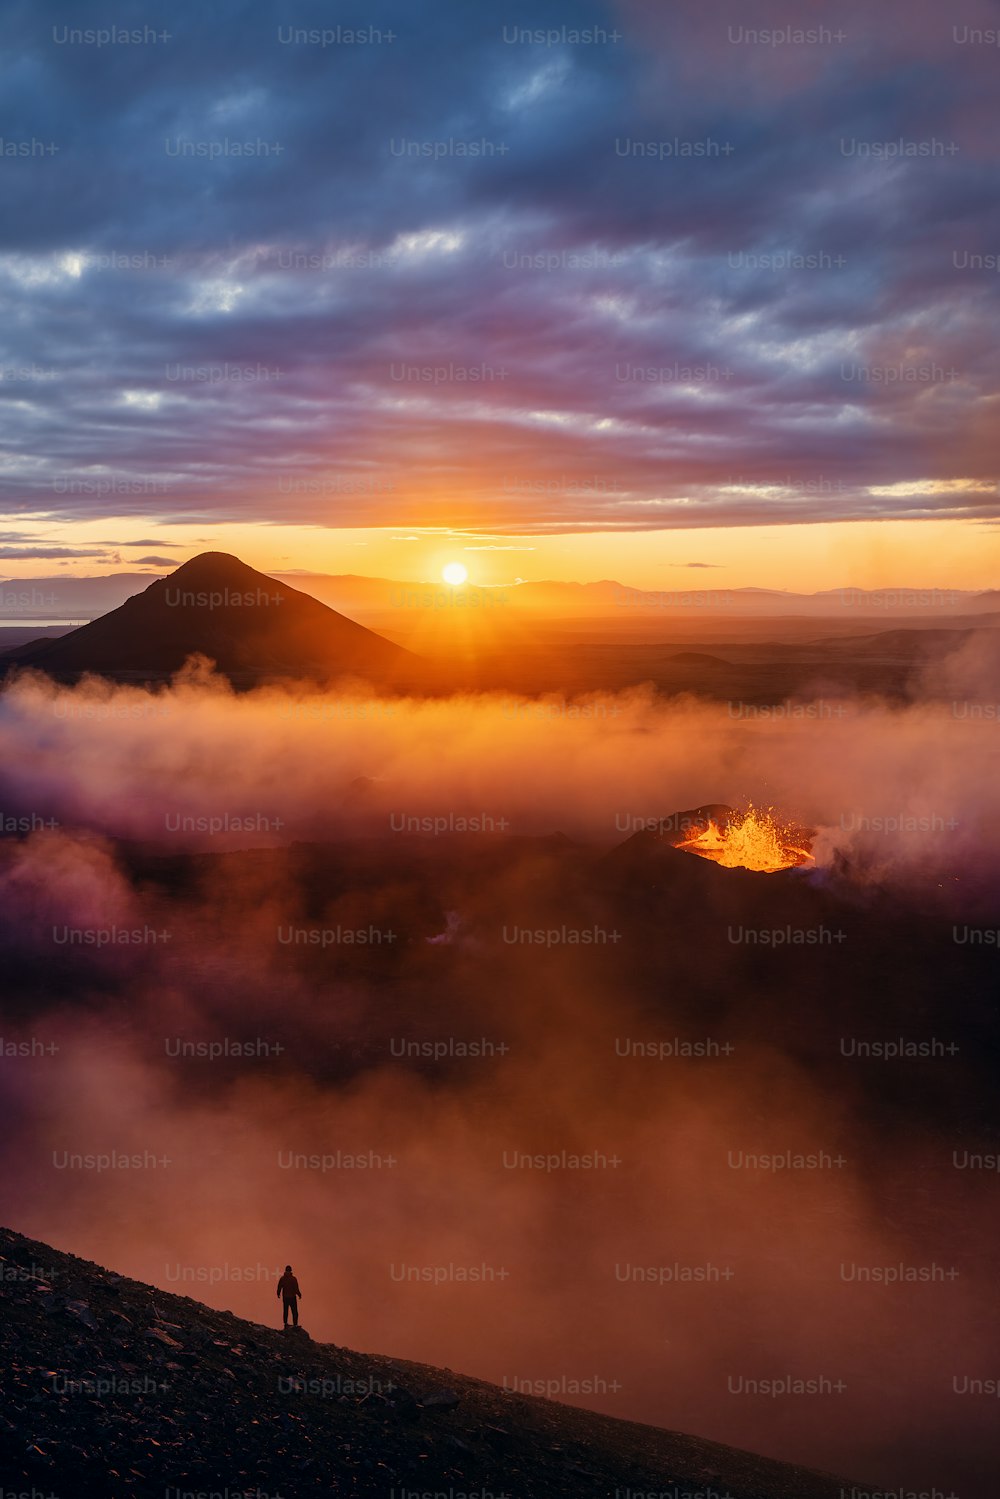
left=2, top=567, right=995, bottom=624
left=1, top=552, right=418, bottom=685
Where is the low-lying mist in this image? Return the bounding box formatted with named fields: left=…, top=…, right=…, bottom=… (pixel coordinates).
left=1, top=661, right=998, bottom=1495
left=0, top=654, right=997, bottom=883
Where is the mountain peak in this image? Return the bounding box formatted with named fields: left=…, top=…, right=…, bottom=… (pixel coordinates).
left=167, top=551, right=267, bottom=585
left=4, top=551, right=418, bottom=685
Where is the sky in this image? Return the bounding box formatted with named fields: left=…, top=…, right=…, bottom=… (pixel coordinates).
left=1, top=0, right=999, bottom=587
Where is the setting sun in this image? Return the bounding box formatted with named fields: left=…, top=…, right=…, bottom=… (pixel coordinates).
left=2, top=10, right=995, bottom=1494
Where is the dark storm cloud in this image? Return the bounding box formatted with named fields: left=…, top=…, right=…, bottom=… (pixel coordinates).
left=0, top=0, right=998, bottom=531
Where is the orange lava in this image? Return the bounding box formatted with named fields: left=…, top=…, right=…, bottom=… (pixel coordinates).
left=676, top=804, right=813, bottom=873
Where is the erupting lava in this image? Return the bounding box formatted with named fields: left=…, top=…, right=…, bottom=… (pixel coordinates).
left=676, top=804, right=814, bottom=873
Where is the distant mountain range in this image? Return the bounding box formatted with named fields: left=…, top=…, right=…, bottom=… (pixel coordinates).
left=1, top=553, right=417, bottom=685
left=1, top=551, right=994, bottom=692
left=2, top=565, right=996, bottom=623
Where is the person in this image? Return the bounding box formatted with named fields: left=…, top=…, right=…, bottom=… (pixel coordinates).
left=276, top=1265, right=301, bottom=1328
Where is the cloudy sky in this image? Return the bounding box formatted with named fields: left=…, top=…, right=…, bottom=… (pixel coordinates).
left=1, top=0, right=999, bottom=584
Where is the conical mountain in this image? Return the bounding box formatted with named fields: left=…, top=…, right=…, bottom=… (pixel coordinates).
left=3, top=552, right=417, bottom=683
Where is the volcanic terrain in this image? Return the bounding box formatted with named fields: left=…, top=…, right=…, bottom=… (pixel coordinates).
left=0, top=1224, right=857, bottom=1499
left=1, top=553, right=418, bottom=686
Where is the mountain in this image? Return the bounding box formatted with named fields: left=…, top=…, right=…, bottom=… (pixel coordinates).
left=1, top=553, right=417, bottom=685
left=5, top=566, right=996, bottom=628
left=275, top=574, right=998, bottom=619
left=0, top=571, right=158, bottom=621
left=0, top=1223, right=854, bottom=1499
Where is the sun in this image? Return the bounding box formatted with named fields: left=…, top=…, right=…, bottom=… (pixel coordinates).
left=442, top=561, right=468, bottom=586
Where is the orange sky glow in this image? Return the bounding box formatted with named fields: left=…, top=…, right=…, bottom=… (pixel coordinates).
left=3, top=514, right=998, bottom=593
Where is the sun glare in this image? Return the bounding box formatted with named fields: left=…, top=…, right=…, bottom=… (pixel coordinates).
left=442, top=562, right=468, bottom=586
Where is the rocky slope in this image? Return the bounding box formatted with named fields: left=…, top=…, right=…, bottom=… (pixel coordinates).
left=0, top=1225, right=858, bottom=1499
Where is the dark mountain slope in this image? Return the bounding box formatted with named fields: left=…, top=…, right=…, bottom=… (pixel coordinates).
left=0, top=1224, right=855, bottom=1499
left=2, top=553, right=417, bottom=685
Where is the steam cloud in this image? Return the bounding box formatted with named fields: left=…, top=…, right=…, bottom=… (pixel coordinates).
left=0, top=657, right=997, bottom=879
left=1, top=661, right=998, bottom=1494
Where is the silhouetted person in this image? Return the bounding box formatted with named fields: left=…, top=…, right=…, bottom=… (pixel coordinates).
left=276, top=1265, right=301, bottom=1328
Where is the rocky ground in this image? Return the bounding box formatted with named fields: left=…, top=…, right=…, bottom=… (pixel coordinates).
left=0, top=1224, right=857, bottom=1499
